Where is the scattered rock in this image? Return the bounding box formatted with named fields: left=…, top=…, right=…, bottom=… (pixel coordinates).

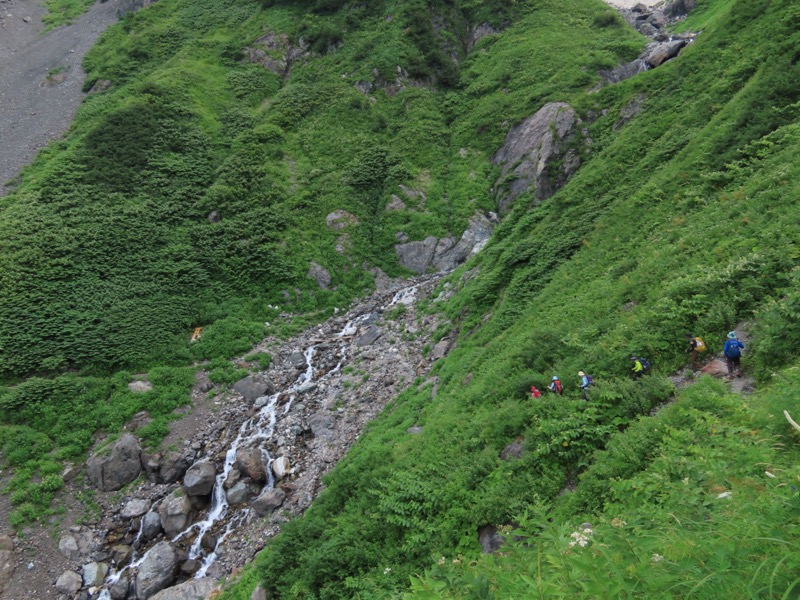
left=429, top=339, right=451, bottom=360
left=141, top=511, right=163, bottom=542
left=307, top=412, right=335, bottom=441
left=88, top=78, right=113, bottom=94
left=236, top=449, right=267, bottom=483
left=478, top=525, right=507, bottom=554
left=135, top=542, right=177, bottom=600
left=121, top=498, right=151, bottom=519
left=308, top=262, right=332, bottom=289
left=252, top=488, right=286, bottom=517
left=0, top=535, right=14, bottom=595
left=271, top=456, right=291, bottom=480
left=82, top=561, right=109, bottom=587
left=55, top=570, right=82, bottom=595
left=386, top=195, right=406, bottom=211
left=207, top=210, right=221, bottom=223
left=109, top=573, right=131, bottom=600
left=288, top=352, right=308, bottom=369
left=87, top=434, right=142, bottom=491
left=128, top=379, right=153, bottom=393
left=325, top=210, right=359, bottom=231
left=356, top=326, right=382, bottom=347
left=112, top=544, right=133, bottom=567
left=149, top=577, right=218, bottom=600
left=58, top=535, right=80, bottom=561
left=500, top=440, right=524, bottom=461
left=226, top=481, right=259, bottom=505
left=407, top=426, right=423, bottom=434
left=233, top=375, right=275, bottom=403
left=184, top=460, right=218, bottom=496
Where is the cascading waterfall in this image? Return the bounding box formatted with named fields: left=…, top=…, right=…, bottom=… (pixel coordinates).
left=98, top=278, right=434, bottom=598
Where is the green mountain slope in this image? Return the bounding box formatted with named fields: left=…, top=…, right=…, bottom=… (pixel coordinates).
left=2, top=0, right=800, bottom=597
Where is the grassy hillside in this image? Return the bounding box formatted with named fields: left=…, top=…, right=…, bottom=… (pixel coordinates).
left=211, top=0, right=800, bottom=597
left=2, top=0, right=800, bottom=597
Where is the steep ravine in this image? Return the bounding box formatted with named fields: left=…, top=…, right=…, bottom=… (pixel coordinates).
left=0, top=272, right=457, bottom=599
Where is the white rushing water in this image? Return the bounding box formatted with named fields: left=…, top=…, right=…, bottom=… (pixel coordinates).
left=98, top=278, right=432, bottom=598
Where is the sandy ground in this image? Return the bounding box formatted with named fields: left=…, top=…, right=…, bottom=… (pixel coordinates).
left=0, top=0, right=124, bottom=196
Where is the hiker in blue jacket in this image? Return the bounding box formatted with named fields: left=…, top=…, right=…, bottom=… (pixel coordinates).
left=723, top=331, right=745, bottom=377
left=578, top=371, right=591, bottom=400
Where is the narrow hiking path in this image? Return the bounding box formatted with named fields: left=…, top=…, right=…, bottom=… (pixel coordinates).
left=0, top=0, right=125, bottom=195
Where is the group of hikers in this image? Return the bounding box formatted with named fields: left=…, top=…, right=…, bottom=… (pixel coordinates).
left=530, top=330, right=745, bottom=400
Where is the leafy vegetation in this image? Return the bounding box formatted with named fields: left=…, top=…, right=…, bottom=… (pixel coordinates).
left=3, top=0, right=800, bottom=597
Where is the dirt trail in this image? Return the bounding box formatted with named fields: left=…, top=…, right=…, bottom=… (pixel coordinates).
left=0, top=0, right=125, bottom=196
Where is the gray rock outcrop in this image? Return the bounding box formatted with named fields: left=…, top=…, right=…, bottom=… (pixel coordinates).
left=142, top=449, right=192, bottom=484
left=645, top=40, right=688, bottom=67
left=136, top=542, right=177, bottom=600
left=87, top=434, right=142, bottom=491
left=493, top=102, right=582, bottom=212
left=184, top=460, right=217, bottom=496
left=121, top=498, right=151, bottom=519
left=396, top=236, right=438, bottom=275
left=149, top=577, right=218, bottom=600
left=325, top=209, right=359, bottom=230
left=356, top=326, right=382, bottom=347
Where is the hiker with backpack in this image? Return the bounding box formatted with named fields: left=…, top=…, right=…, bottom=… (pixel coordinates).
left=530, top=385, right=542, bottom=399
left=548, top=375, right=563, bottom=395
left=685, top=333, right=706, bottom=370
left=723, top=331, right=745, bottom=377
left=631, top=355, right=650, bottom=379
left=579, top=371, right=592, bottom=400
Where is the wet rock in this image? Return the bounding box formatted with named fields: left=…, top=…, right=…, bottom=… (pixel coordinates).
left=87, top=434, right=142, bottom=491
left=181, top=558, right=201, bottom=575
left=297, top=382, right=316, bottom=394
left=200, top=532, right=217, bottom=552
left=308, top=262, right=331, bottom=290
left=149, top=577, right=218, bottom=600
left=478, top=525, right=506, bottom=554
left=136, top=541, right=177, bottom=600
left=252, top=488, right=286, bottom=517
left=645, top=40, right=687, bottom=67
left=112, top=544, right=132, bottom=567
left=493, top=102, right=582, bottom=212
left=120, top=498, right=150, bottom=519
left=226, top=481, right=259, bottom=505
left=158, top=494, right=193, bottom=538
left=141, top=511, right=163, bottom=542
left=58, top=535, right=80, bottom=560
left=288, top=352, right=307, bottom=369
left=236, top=449, right=267, bottom=483
left=307, top=412, right=335, bottom=441
left=55, top=570, right=82, bottom=595
left=271, top=456, right=291, bottom=480
left=233, top=375, right=275, bottom=403
left=82, top=561, right=109, bottom=587
left=184, top=460, right=217, bottom=496
left=109, top=573, right=130, bottom=599
left=599, top=58, right=648, bottom=85
left=356, top=326, right=382, bottom=347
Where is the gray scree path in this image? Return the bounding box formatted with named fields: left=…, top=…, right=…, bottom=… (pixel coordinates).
left=0, top=0, right=124, bottom=196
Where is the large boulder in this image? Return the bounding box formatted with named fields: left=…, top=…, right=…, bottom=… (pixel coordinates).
left=109, top=573, right=131, bottom=599
left=135, top=542, right=177, bottom=600
left=645, top=40, right=687, bottom=67
left=149, top=577, right=218, bottom=600
left=158, top=494, right=193, bottom=538
left=307, top=412, right=336, bottom=441
left=431, top=213, right=494, bottom=271
left=236, top=449, right=267, bottom=483
left=271, top=456, right=291, bottom=480
left=141, top=511, right=163, bottom=542
left=184, top=460, right=217, bottom=496
left=55, top=570, right=82, bottom=595
left=120, top=498, right=151, bottom=519
left=87, top=434, right=142, bottom=491
left=142, top=450, right=192, bottom=484
left=0, top=535, right=14, bottom=596
left=226, top=481, right=260, bottom=505
left=252, top=487, right=286, bottom=517
left=233, top=375, right=275, bottom=403
left=492, top=102, right=582, bottom=212
left=82, top=561, right=109, bottom=587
